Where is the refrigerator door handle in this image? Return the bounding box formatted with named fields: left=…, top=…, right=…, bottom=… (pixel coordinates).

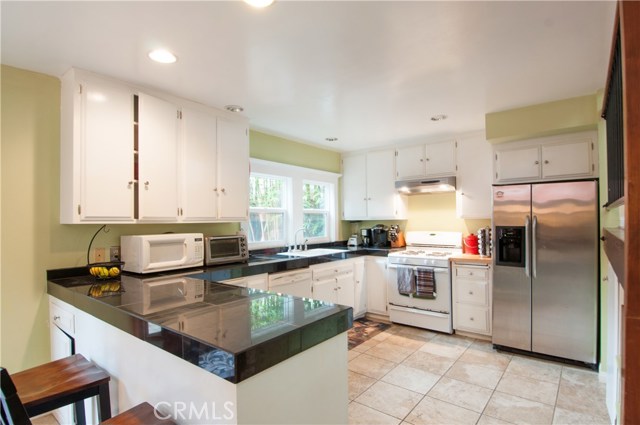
left=525, top=215, right=531, bottom=278
left=532, top=215, right=538, bottom=278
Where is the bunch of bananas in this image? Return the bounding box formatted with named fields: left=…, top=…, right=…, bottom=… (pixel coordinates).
left=88, top=281, right=121, bottom=297
left=89, top=266, right=120, bottom=279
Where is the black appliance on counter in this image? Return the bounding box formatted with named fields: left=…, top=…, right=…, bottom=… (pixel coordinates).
left=371, top=224, right=389, bottom=248
left=360, top=228, right=372, bottom=247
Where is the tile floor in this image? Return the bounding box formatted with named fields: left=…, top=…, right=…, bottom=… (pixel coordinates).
left=348, top=324, right=611, bottom=425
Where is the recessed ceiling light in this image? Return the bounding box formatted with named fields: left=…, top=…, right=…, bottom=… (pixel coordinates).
left=148, top=49, right=177, bottom=64
left=430, top=114, right=448, bottom=121
left=325, top=137, right=338, bottom=142
left=244, top=0, right=274, bottom=8
left=225, top=105, right=244, bottom=113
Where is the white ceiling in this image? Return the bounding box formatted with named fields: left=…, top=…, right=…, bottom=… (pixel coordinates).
left=1, top=1, right=616, bottom=152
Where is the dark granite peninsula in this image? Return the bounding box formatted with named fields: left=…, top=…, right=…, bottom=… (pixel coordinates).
left=47, top=268, right=352, bottom=424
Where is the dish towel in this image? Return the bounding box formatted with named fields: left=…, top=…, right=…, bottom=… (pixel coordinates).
left=397, top=267, right=415, bottom=295
left=415, top=267, right=436, bottom=299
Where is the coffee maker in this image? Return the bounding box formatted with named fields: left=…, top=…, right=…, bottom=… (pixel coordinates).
left=371, top=224, right=389, bottom=248
left=360, top=228, right=372, bottom=247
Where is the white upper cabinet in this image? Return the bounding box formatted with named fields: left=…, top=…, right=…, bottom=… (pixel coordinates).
left=217, top=117, right=250, bottom=221
left=342, top=150, right=407, bottom=221
left=395, top=140, right=457, bottom=180
left=60, top=70, right=135, bottom=223
left=180, top=106, right=218, bottom=222
left=60, top=68, right=249, bottom=224
left=494, top=132, right=597, bottom=184
left=456, top=134, right=493, bottom=219
left=137, top=93, right=179, bottom=222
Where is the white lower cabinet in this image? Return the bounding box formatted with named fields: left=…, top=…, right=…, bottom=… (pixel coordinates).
left=353, top=258, right=367, bottom=318
left=268, top=269, right=313, bottom=298
left=49, top=299, right=76, bottom=425
left=452, top=262, right=492, bottom=336
left=365, top=257, right=388, bottom=316
left=311, top=260, right=355, bottom=307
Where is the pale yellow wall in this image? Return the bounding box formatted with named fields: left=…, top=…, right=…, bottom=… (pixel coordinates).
left=250, top=130, right=341, bottom=174
left=485, top=94, right=599, bottom=144
left=0, top=66, right=237, bottom=372
left=405, top=194, right=491, bottom=236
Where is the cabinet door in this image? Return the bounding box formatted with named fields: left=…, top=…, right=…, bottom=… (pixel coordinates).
left=541, top=140, right=593, bottom=179
left=495, top=146, right=540, bottom=182
left=217, top=117, right=249, bottom=220
left=138, top=93, right=179, bottom=221
left=366, top=257, right=388, bottom=315
left=80, top=79, right=135, bottom=221
left=353, top=259, right=367, bottom=317
left=336, top=273, right=355, bottom=308
left=425, top=140, right=456, bottom=176
left=313, top=278, right=337, bottom=303
left=395, top=145, right=425, bottom=180
left=246, top=274, right=269, bottom=291
left=342, top=154, right=368, bottom=219
left=181, top=107, right=218, bottom=221
left=366, top=150, right=397, bottom=218
left=456, top=136, right=492, bottom=219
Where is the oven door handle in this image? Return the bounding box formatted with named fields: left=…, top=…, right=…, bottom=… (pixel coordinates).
left=388, top=304, right=449, bottom=318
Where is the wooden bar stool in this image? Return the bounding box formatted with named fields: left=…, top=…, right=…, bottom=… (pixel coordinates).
left=1, top=365, right=175, bottom=425
left=8, top=354, right=111, bottom=425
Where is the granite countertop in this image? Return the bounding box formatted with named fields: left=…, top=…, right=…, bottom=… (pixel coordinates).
left=47, top=268, right=352, bottom=384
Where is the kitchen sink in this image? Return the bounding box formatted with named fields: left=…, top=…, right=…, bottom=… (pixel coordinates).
left=276, top=248, right=349, bottom=258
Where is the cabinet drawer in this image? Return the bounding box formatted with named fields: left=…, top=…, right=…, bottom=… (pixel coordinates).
left=50, top=303, right=75, bottom=335
left=454, top=265, right=489, bottom=280
left=455, top=279, right=489, bottom=305
left=455, top=304, right=489, bottom=334
left=312, top=263, right=353, bottom=281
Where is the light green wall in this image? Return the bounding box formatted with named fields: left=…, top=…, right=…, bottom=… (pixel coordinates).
left=249, top=130, right=341, bottom=173
left=485, top=94, right=600, bottom=144
left=0, top=65, right=239, bottom=372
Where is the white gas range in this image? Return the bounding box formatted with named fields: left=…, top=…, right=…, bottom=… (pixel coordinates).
left=387, top=231, right=462, bottom=334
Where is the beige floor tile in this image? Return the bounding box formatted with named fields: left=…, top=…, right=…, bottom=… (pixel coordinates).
left=355, top=338, right=382, bottom=351
left=418, top=336, right=470, bottom=360
left=348, top=350, right=363, bottom=361
left=484, top=392, right=554, bottom=425
left=469, top=339, right=496, bottom=352
left=366, top=341, right=415, bottom=363
left=372, top=330, right=393, bottom=342
left=477, top=414, right=515, bottom=425
left=394, top=325, right=438, bottom=340
left=348, top=401, right=402, bottom=425
left=556, top=367, right=608, bottom=419
left=32, top=415, right=59, bottom=425
left=432, top=333, right=474, bottom=346
left=355, top=381, right=423, bottom=420
left=385, top=334, right=429, bottom=351
left=552, top=406, right=610, bottom=425
left=381, top=364, right=441, bottom=394
left=561, top=366, right=604, bottom=387
left=458, top=347, right=511, bottom=371
left=404, top=396, right=480, bottom=425
left=496, top=372, right=558, bottom=405
left=445, top=361, right=504, bottom=389
left=427, top=376, right=493, bottom=413
left=349, top=353, right=397, bottom=379
left=505, top=355, right=562, bottom=384
left=349, top=370, right=377, bottom=400
left=403, top=350, right=455, bottom=375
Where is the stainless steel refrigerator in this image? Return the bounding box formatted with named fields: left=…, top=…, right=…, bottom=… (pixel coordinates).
left=492, top=180, right=598, bottom=365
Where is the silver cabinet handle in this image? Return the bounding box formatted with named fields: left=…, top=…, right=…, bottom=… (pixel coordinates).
left=525, top=215, right=531, bottom=278
left=469, top=317, right=474, bottom=321
left=544, top=160, right=549, bottom=164
left=221, top=188, right=226, bottom=193
left=53, top=315, right=60, bottom=321
left=532, top=215, right=538, bottom=278
left=535, top=160, right=539, bottom=165
left=468, top=291, right=473, bottom=295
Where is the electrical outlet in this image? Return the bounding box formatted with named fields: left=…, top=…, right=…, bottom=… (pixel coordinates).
left=110, top=246, right=120, bottom=261
left=94, top=247, right=105, bottom=262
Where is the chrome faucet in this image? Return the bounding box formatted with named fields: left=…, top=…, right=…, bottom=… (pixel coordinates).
left=293, top=228, right=306, bottom=251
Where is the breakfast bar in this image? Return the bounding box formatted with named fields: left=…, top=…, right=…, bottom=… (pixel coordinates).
left=47, top=267, right=352, bottom=424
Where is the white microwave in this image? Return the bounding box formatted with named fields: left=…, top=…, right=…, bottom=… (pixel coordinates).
left=121, top=233, right=204, bottom=274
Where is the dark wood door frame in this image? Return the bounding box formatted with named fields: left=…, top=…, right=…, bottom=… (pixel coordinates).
left=619, top=1, right=640, bottom=423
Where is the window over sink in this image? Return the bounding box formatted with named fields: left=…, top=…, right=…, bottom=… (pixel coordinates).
left=246, top=159, right=339, bottom=250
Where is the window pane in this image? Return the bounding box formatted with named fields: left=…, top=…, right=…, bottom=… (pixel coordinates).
left=303, top=213, right=327, bottom=238
left=250, top=175, right=284, bottom=208
left=303, top=182, right=326, bottom=209
left=248, top=212, right=285, bottom=243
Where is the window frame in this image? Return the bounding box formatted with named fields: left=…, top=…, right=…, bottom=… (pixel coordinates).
left=247, top=172, right=290, bottom=250
left=246, top=159, right=340, bottom=250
